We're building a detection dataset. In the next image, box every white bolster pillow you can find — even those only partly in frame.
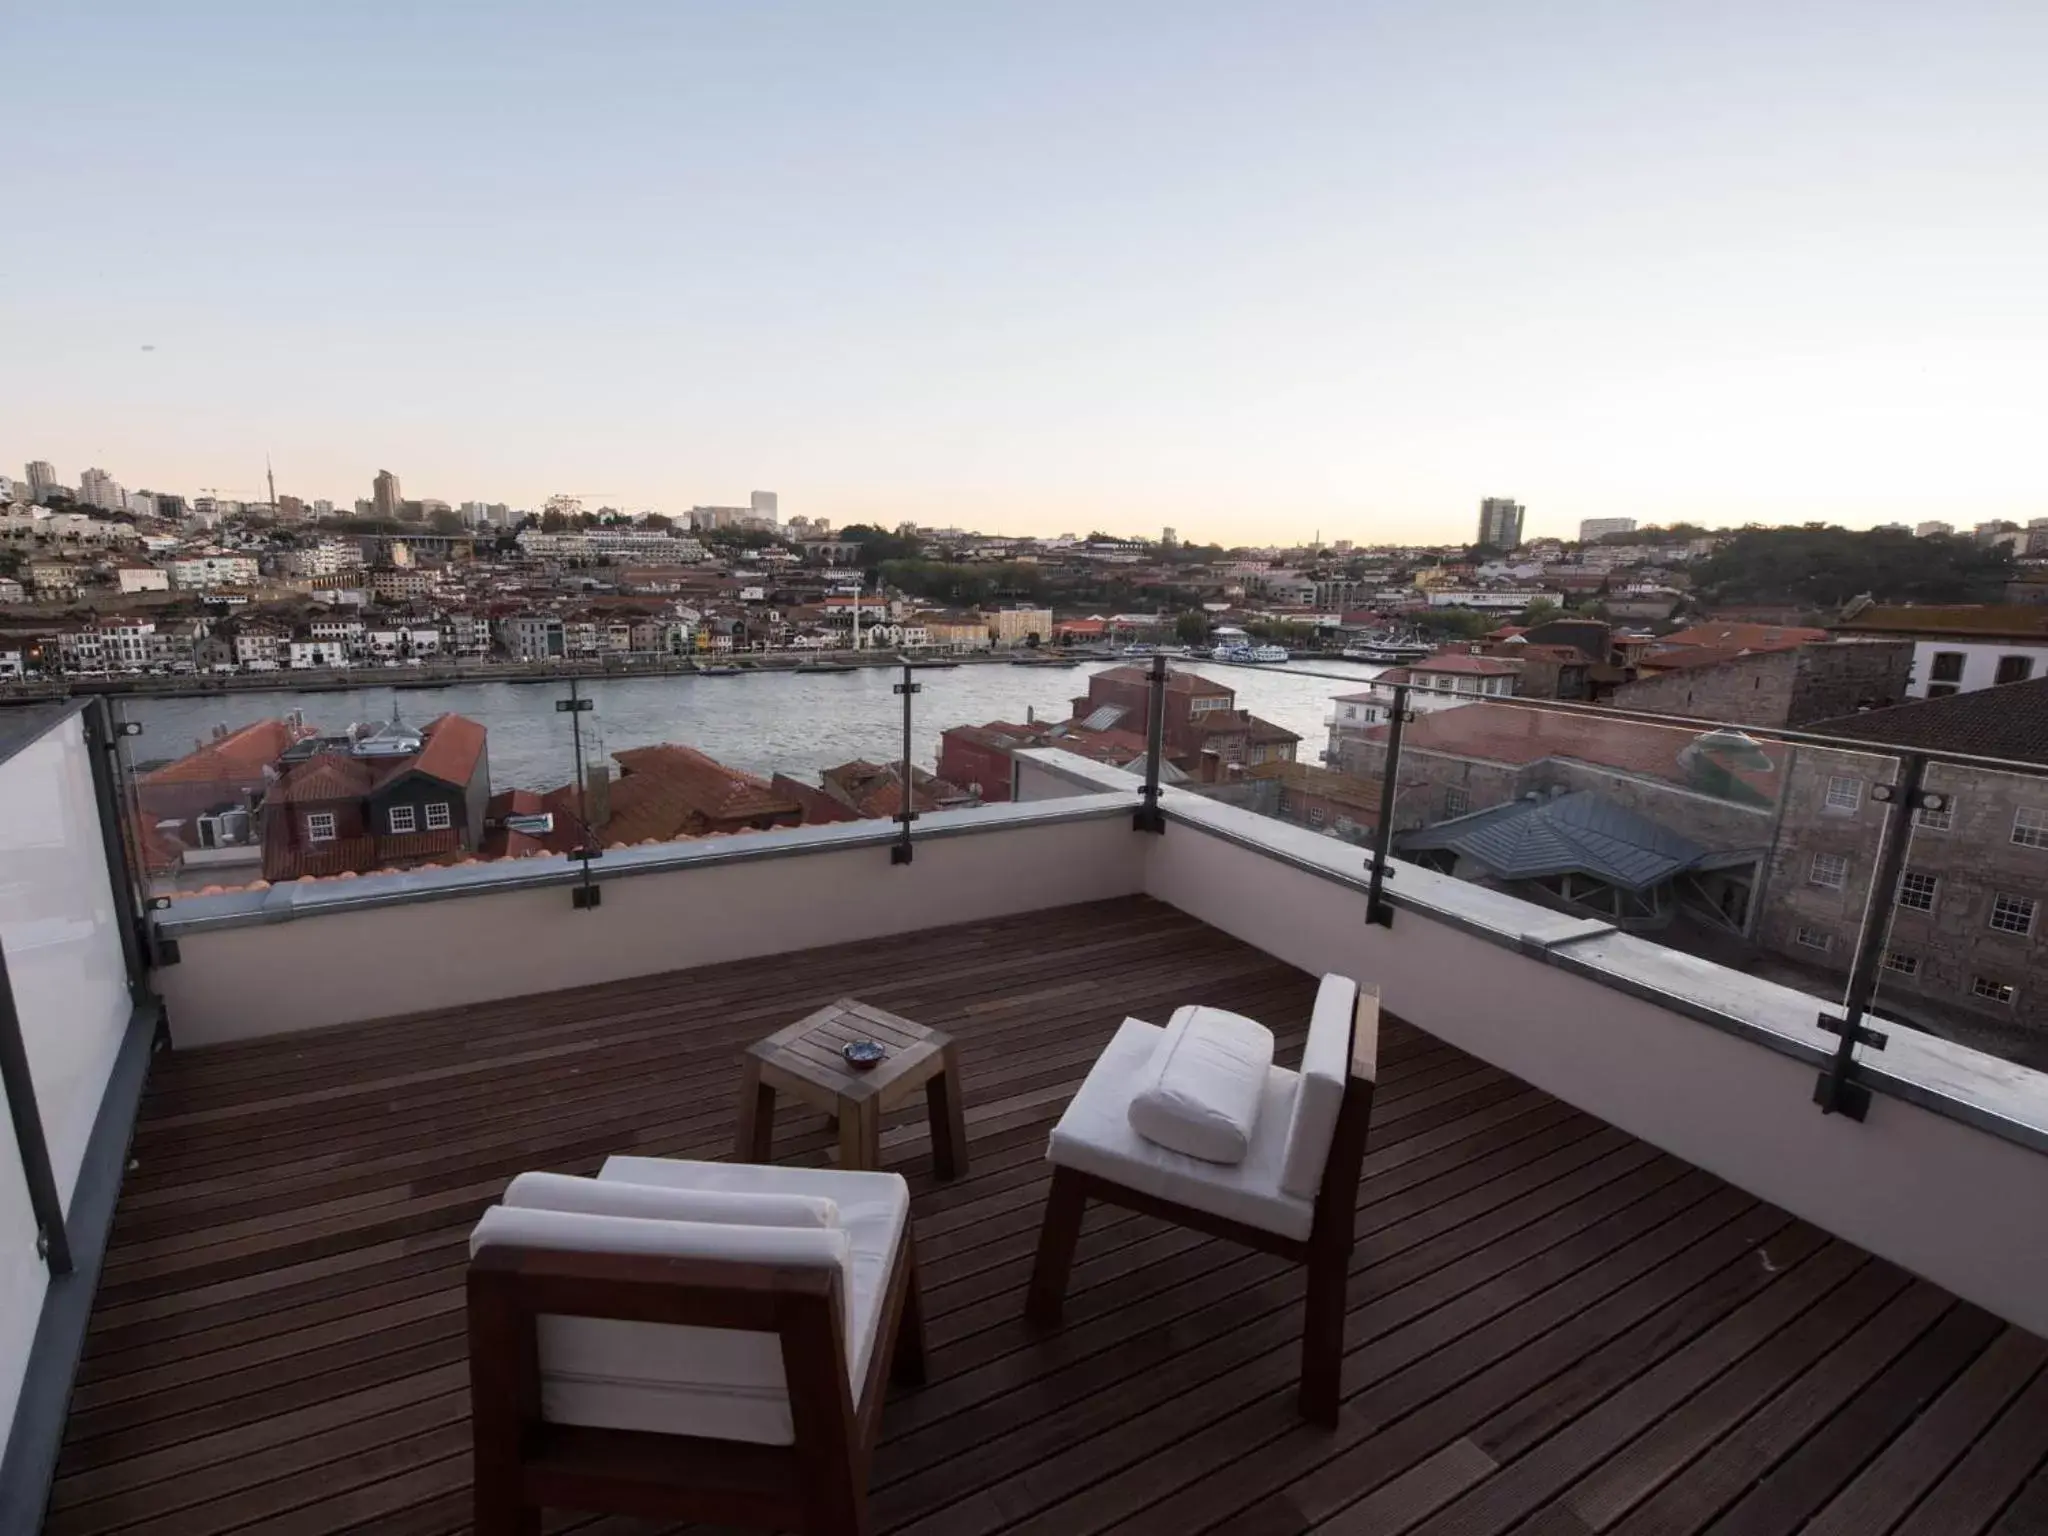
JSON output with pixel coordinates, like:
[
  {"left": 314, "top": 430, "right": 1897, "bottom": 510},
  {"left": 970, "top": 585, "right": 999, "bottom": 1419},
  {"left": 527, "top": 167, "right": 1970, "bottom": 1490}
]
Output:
[
  {"left": 1126, "top": 1005, "right": 1276, "bottom": 1165},
  {"left": 504, "top": 1170, "right": 841, "bottom": 1229}
]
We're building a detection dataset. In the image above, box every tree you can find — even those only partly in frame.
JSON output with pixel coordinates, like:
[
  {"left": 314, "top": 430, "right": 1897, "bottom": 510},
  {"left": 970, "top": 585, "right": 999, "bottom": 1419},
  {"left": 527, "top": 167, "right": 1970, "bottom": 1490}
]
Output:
[
  {"left": 1694, "top": 526, "right": 2011, "bottom": 608},
  {"left": 427, "top": 509, "right": 464, "bottom": 535},
  {"left": 641, "top": 512, "right": 673, "bottom": 531},
  {"left": 840, "top": 524, "right": 922, "bottom": 566},
  {"left": 1175, "top": 610, "right": 1212, "bottom": 644},
  {"left": 539, "top": 508, "right": 570, "bottom": 533},
  {"left": 1519, "top": 598, "right": 1561, "bottom": 626}
]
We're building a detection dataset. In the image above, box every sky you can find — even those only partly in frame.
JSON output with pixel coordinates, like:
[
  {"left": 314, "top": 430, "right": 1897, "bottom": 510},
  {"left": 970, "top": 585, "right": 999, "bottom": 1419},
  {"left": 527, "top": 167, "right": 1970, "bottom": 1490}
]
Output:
[{"left": 4, "top": 1, "right": 2043, "bottom": 546}]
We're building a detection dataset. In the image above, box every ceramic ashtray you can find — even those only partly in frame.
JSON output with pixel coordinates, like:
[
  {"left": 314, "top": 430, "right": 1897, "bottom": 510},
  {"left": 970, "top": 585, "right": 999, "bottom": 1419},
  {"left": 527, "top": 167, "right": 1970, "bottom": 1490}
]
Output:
[{"left": 842, "top": 1040, "right": 887, "bottom": 1071}]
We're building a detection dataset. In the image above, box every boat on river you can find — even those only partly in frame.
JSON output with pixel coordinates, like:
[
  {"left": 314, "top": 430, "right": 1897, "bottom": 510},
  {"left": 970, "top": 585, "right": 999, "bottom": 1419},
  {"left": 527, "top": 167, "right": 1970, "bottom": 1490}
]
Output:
[
  {"left": 1343, "top": 635, "right": 1433, "bottom": 663},
  {"left": 696, "top": 664, "right": 742, "bottom": 676},
  {"left": 1210, "top": 643, "right": 1291, "bottom": 665},
  {"left": 793, "top": 660, "right": 860, "bottom": 674}
]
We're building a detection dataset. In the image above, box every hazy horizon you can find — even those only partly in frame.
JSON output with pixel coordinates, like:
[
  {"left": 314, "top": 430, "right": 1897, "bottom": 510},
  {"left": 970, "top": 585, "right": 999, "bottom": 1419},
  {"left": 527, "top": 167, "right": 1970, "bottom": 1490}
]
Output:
[{"left": 5, "top": 2, "right": 2043, "bottom": 544}]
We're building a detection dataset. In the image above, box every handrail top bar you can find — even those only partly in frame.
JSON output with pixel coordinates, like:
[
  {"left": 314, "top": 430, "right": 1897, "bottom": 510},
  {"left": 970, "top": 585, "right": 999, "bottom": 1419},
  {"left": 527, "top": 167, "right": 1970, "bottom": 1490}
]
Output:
[{"left": 1282, "top": 666, "right": 2048, "bottom": 779}]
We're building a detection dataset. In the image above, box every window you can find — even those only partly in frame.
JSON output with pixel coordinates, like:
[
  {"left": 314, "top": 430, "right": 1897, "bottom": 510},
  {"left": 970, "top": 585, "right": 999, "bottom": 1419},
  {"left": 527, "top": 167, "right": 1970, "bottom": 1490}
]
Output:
[
  {"left": 1897, "top": 870, "right": 1939, "bottom": 911},
  {"left": 305, "top": 811, "right": 336, "bottom": 843},
  {"left": 1808, "top": 852, "right": 1849, "bottom": 889},
  {"left": 1994, "top": 655, "right": 2035, "bottom": 686},
  {"left": 1882, "top": 951, "right": 1919, "bottom": 977},
  {"left": 1189, "top": 695, "right": 1226, "bottom": 715},
  {"left": 388, "top": 805, "right": 417, "bottom": 834},
  {"left": 1929, "top": 651, "right": 1965, "bottom": 683},
  {"left": 1795, "top": 926, "right": 1832, "bottom": 952},
  {"left": 1445, "top": 787, "right": 1470, "bottom": 817},
  {"left": 1972, "top": 976, "right": 2018, "bottom": 1006},
  {"left": 2014, "top": 807, "right": 2048, "bottom": 849},
  {"left": 1823, "top": 775, "right": 1862, "bottom": 813},
  {"left": 1307, "top": 806, "right": 1327, "bottom": 829},
  {"left": 1926, "top": 684, "right": 1959, "bottom": 699},
  {"left": 1990, "top": 893, "right": 2037, "bottom": 936},
  {"left": 425, "top": 801, "right": 452, "bottom": 831},
  {"left": 1914, "top": 797, "right": 1954, "bottom": 832}
]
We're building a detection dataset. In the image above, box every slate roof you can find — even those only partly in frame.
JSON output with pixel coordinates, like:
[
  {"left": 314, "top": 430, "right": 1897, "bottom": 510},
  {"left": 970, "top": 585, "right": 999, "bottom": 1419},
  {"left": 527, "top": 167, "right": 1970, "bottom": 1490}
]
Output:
[
  {"left": 1806, "top": 676, "right": 2048, "bottom": 765},
  {"left": 1397, "top": 790, "right": 1711, "bottom": 891}
]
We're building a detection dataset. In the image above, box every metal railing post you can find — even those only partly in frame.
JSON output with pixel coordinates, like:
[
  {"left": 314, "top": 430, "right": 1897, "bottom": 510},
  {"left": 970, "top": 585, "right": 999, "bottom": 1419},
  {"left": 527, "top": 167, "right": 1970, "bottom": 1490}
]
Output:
[
  {"left": 557, "top": 678, "right": 602, "bottom": 909},
  {"left": 0, "top": 943, "right": 72, "bottom": 1276},
  {"left": 1134, "top": 653, "right": 1168, "bottom": 833},
  {"left": 1366, "top": 683, "right": 1411, "bottom": 927},
  {"left": 82, "top": 700, "right": 149, "bottom": 1000},
  {"left": 892, "top": 661, "right": 919, "bottom": 865},
  {"left": 1814, "top": 750, "right": 1932, "bottom": 1121}
]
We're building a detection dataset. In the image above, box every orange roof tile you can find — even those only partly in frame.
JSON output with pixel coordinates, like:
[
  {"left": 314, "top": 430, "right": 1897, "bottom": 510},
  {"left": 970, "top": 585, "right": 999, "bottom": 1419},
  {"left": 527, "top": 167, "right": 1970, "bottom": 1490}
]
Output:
[
  {"left": 140, "top": 718, "right": 307, "bottom": 786},
  {"left": 412, "top": 713, "right": 487, "bottom": 786}
]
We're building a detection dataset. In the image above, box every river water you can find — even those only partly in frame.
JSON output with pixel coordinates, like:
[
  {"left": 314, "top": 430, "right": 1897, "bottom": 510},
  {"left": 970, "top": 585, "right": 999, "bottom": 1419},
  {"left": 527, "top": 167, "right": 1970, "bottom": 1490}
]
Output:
[{"left": 115, "top": 659, "right": 1391, "bottom": 791}]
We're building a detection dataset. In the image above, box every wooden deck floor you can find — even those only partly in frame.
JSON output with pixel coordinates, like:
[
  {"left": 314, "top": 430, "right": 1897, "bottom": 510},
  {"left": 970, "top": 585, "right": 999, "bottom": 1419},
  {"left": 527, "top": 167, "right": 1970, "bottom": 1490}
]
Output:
[{"left": 46, "top": 897, "right": 2048, "bottom": 1536}]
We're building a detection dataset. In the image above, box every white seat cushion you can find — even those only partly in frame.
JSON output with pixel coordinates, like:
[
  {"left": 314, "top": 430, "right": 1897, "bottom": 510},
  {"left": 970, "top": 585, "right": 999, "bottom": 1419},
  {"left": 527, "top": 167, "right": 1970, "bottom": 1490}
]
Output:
[
  {"left": 470, "top": 1157, "right": 910, "bottom": 1446},
  {"left": 1127, "top": 1005, "right": 1275, "bottom": 1165},
  {"left": 1048, "top": 1018, "right": 1314, "bottom": 1242},
  {"left": 1280, "top": 975, "right": 1359, "bottom": 1199},
  {"left": 504, "top": 1170, "right": 841, "bottom": 1229}
]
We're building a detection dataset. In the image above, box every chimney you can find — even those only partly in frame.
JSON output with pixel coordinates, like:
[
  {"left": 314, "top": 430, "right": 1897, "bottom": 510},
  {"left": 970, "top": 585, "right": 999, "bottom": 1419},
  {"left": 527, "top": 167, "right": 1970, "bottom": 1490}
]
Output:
[{"left": 583, "top": 764, "right": 611, "bottom": 830}]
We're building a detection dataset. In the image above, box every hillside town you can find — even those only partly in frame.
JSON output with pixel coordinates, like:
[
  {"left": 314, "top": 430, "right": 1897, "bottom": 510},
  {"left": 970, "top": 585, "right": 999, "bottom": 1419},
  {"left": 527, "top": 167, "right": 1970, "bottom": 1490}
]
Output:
[{"left": 7, "top": 463, "right": 2047, "bottom": 687}]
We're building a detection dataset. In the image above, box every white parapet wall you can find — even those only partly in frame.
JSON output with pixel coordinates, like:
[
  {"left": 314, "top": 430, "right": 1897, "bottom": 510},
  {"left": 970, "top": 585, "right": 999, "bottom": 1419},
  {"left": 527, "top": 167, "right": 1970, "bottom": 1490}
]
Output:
[
  {"left": 154, "top": 796, "right": 1145, "bottom": 1045},
  {"left": 1137, "top": 776, "right": 2048, "bottom": 1341}
]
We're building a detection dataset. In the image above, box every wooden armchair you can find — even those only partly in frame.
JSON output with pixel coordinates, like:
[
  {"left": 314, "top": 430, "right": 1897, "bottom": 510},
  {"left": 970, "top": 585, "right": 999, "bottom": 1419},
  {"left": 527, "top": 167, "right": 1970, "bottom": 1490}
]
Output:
[
  {"left": 1026, "top": 975, "right": 1379, "bottom": 1424},
  {"left": 467, "top": 1157, "right": 924, "bottom": 1536}
]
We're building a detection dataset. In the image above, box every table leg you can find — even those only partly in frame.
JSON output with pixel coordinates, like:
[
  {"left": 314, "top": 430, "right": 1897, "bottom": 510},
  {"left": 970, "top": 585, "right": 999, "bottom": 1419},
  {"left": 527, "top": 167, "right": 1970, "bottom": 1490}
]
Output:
[
  {"left": 927, "top": 1045, "right": 969, "bottom": 1180},
  {"left": 734, "top": 1060, "right": 776, "bottom": 1164},
  {"left": 837, "top": 1095, "right": 880, "bottom": 1172}
]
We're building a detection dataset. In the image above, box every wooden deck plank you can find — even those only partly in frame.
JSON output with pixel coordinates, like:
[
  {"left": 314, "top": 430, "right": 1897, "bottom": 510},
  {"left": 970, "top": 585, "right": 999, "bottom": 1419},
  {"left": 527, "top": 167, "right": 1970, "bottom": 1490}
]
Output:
[{"left": 40, "top": 896, "right": 2041, "bottom": 1536}]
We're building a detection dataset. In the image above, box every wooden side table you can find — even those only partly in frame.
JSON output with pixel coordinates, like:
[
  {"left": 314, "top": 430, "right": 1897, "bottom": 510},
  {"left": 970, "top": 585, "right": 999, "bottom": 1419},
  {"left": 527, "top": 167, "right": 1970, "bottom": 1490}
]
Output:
[{"left": 733, "top": 998, "right": 969, "bottom": 1178}]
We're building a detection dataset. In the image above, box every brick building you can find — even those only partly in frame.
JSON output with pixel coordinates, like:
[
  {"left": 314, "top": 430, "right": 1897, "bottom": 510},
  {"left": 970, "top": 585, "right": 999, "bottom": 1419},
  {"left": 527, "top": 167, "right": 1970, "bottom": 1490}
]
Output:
[{"left": 1070, "top": 666, "right": 1298, "bottom": 773}]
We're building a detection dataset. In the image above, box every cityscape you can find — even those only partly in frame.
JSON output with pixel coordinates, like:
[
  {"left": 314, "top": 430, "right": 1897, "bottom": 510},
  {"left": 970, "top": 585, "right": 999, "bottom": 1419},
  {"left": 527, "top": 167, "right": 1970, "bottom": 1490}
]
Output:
[
  {"left": 6, "top": 454, "right": 2045, "bottom": 1074},
  {"left": 7, "top": 5, "right": 2048, "bottom": 1533}
]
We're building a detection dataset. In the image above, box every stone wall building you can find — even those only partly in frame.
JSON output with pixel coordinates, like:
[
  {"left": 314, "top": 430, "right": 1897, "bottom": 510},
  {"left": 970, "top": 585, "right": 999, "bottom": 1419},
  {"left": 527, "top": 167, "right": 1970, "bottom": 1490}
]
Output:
[
  {"left": 1610, "top": 640, "right": 1913, "bottom": 728},
  {"left": 1769, "top": 682, "right": 2048, "bottom": 1052}
]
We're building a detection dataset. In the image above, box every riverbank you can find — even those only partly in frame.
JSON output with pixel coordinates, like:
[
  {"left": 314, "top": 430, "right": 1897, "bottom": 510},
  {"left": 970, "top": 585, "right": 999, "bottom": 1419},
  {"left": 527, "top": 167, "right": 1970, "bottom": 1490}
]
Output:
[
  {"left": 0, "top": 648, "right": 1094, "bottom": 702},
  {"left": 0, "top": 646, "right": 1363, "bottom": 703}
]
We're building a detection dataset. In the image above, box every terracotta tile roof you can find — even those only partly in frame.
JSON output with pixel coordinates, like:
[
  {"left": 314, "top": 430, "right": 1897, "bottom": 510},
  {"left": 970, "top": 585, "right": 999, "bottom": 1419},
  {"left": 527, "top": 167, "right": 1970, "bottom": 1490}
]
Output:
[
  {"left": 820, "top": 760, "right": 976, "bottom": 819},
  {"left": 1357, "top": 702, "right": 1787, "bottom": 796},
  {"left": 1091, "top": 665, "right": 1233, "bottom": 697},
  {"left": 1412, "top": 652, "right": 1523, "bottom": 677},
  {"left": 413, "top": 714, "right": 487, "bottom": 786},
  {"left": 139, "top": 718, "right": 307, "bottom": 786},
  {"left": 267, "top": 753, "right": 381, "bottom": 804},
  {"left": 601, "top": 745, "right": 802, "bottom": 843},
  {"left": 769, "top": 774, "right": 861, "bottom": 824},
  {"left": 1654, "top": 623, "right": 1827, "bottom": 652},
  {"left": 1833, "top": 604, "right": 2048, "bottom": 642},
  {"left": 1806, "top": 676, "right": 2048, "bottom": 764}
]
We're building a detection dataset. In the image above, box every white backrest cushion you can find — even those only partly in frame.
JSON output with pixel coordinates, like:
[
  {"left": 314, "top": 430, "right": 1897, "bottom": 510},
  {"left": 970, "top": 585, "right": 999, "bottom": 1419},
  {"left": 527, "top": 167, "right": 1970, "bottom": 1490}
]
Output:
[
  {"left": 470, "top": 1203, "right": 849, "bottom": 1275},
  {"left": 504, "top": 1170, "right": 840, "bottom": 1229},
  {"left": 1126, "top": 1005, "right": 1276, "bottom": 1165},
  {"left": 1280, "top": 974, "right": 1358, "bottom": 1198}
]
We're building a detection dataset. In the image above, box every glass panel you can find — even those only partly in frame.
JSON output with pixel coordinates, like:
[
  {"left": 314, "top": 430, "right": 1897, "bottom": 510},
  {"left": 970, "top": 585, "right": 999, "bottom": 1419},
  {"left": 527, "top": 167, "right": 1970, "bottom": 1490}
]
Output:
[
  {"left": 1308, "top": 681, "right": 1910, "bottom": 1004},
  {"left": 1868, "top": 759, "right": 2048, "bottom": 1071},
  {"left": 0, "top": 709, "right": 132, "bottom": 1204}
]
